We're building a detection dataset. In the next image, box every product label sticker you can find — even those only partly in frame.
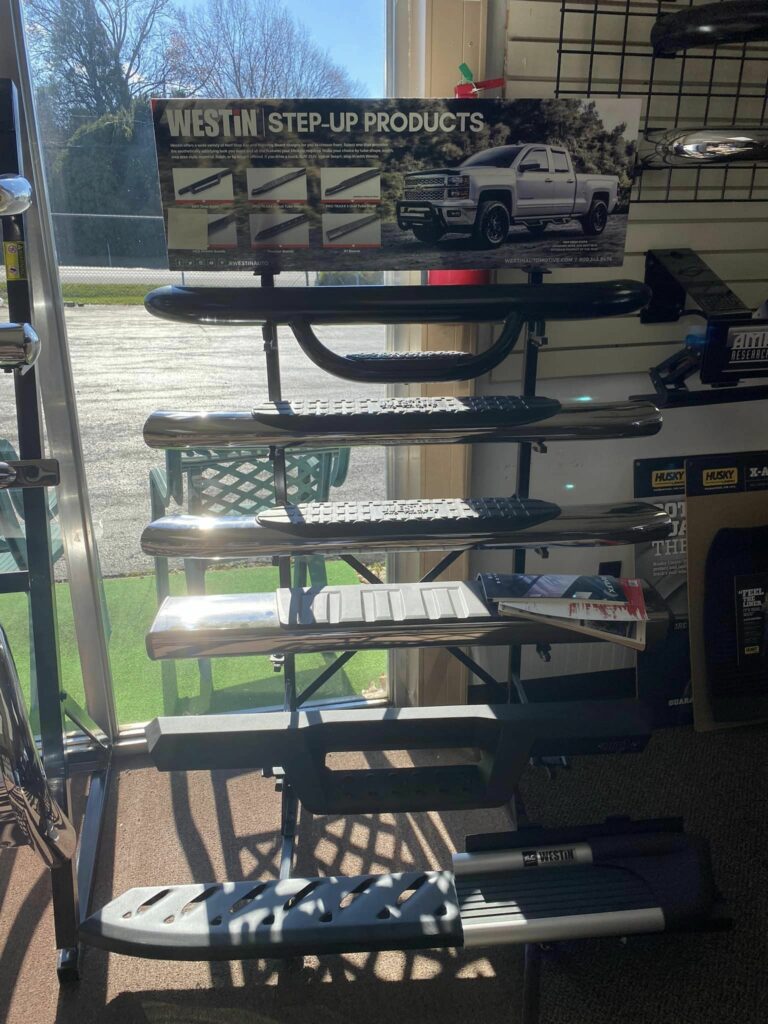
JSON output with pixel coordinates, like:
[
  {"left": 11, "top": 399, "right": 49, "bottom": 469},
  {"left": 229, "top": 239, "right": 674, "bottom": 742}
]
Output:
[
  {"left": 3, "top": 240, "right": 26, "bottom": 281},
  {"left": 151, "top": 96, "right": 641, "bottom": 272},
  {"left": 734, "top": 573, "right": 768, "bottom": 665}
]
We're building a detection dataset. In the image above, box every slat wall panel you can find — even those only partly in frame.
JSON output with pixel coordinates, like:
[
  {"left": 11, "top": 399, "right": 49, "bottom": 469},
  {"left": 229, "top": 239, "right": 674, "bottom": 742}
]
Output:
[{"left": 497, "top": 0, "right": 768, "bottom": 380}]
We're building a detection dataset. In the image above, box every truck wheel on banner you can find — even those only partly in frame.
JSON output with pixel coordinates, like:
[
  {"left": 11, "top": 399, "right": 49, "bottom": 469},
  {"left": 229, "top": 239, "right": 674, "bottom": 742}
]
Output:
[
  {"left": 413, "top": 224, "right": 445, "bottom": 244},
  {"left": 580, "top": 198, "right": 609, "bottom": 236},
  {"left": 472, "top": 200, "right": 510, "bottom": 249}
]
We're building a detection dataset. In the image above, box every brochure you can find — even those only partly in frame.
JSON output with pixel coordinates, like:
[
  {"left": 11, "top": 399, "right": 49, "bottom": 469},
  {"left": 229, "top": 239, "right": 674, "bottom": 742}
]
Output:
[{"left": 477, "top": 573, "right": 647, "bottom": 651}]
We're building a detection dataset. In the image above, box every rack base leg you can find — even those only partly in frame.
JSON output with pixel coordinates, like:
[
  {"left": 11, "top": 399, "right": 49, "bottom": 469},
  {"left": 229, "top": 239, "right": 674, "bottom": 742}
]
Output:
[
  {"left": 279, "top": 781, "right": 299, "bottom": 881},
  {"left": 521, "top": 943, "right": 542, "bottom": 1024},
  {"left": 56, "top": 945, "right": 79, "bottom": 984}
]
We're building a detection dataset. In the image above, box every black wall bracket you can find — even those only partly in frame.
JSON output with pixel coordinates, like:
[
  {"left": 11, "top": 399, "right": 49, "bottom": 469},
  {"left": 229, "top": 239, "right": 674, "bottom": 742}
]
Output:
[{"left": 635, "top": 249, "right": 768, "bottom": 408}]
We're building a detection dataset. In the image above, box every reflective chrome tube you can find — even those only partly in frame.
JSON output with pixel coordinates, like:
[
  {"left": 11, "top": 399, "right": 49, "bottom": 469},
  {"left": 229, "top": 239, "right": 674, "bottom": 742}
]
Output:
[
  {"left": 644, "top": 128, "right": 768, "bottom": 168},
  {"left": 0, "top": 627, "right": 77, "bottom": 867},
  {"left": 145, "top": 580, "right": 671, "bottom": 661},
  {"left": 0, "top": 173, "right": 33, "bottom": 215},
  {"left": 143, "top": 399, "right": 661, "bottom": 450},
  {"left": 141, "top": 499, "right": 672, "bottom": 559},
  {"left": 0, "top": 322, "right": 40, "bottom": 368}
]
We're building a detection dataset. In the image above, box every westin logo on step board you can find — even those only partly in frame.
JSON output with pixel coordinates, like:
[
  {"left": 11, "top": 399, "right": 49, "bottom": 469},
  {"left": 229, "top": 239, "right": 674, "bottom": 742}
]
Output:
[{"left": 522, "top": 848, "right": 576, "bottom": 867}]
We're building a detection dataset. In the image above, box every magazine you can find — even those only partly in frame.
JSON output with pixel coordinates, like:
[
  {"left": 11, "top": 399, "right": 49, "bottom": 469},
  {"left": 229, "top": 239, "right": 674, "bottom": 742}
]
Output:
[{"left": 478, "top": 573, "right": 648, "bottom": 651}]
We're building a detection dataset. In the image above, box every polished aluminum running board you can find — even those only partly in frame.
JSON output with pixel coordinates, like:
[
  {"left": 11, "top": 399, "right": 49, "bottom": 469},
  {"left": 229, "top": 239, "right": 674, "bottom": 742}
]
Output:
[
  {"left": 143, "top": 399, "right": 661, "bottom": 450},
  {"left": 141, "top": 498, "right": 671, "bottom": 559},
  {"left": 145, "top": 579, "right": 670, "bottom": 661}
]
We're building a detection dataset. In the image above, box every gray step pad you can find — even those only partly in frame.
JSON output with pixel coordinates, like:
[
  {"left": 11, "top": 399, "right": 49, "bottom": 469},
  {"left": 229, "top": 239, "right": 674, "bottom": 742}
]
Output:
[
  {"left": 146, "top": 579, "right": 670, "bottom": 661},
  {"left": 141, "top": 498, "right": 671, "bottom": 559},
  {"left": 78, "top": 872, "right": 461, "bottom": 960},
  {"left": 143, "top": 398, "right": 661, "bottom": 449}
]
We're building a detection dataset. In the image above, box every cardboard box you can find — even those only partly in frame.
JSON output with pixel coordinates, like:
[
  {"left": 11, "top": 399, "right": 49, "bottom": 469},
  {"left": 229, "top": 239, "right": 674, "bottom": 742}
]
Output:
[{"left": 685, "top": 451, "right": 768, "bottom": 731}]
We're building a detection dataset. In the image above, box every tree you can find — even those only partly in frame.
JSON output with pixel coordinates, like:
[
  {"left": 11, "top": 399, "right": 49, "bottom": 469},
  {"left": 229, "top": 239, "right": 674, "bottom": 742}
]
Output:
[
  {"left": 170, "top": 0, "right": 364, "bottom": 98},
  {"left": 25, "top": 0, "right": 177, "bottom": 120}
]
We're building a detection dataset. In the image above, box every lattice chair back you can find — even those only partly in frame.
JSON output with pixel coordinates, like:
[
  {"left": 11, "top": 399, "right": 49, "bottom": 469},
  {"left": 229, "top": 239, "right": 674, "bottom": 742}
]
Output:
[{"left": 180, "top": 447, "right": 349, "bottom": 516}]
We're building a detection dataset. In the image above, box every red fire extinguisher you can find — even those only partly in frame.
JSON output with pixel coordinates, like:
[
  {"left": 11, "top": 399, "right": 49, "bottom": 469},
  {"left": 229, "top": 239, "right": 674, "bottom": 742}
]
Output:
[{"left": 428, "top": 64, "right": 504, "bottom": 287}]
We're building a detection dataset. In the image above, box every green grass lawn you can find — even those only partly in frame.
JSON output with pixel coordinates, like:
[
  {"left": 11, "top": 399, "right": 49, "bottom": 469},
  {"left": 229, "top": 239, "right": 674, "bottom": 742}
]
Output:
[
  {"left": 1, "top": 282, "right": 159, "bottom": 306},
  {"left": 0, "top": 560, "right": 386, "bottom": 726}
]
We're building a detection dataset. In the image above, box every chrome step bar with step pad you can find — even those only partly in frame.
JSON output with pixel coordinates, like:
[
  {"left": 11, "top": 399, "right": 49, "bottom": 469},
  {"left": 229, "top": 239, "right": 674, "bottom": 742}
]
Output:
[
  {"left": 145, "top": 578, "right": 670, "bottom": 661},
  {"left": 143, "top": 399, "right": 662, "bottom": 450},
  {"left": 79, "top": 817, "right": 719, "bottom": 961},
  {"left": 141, "top": 498, "right": 672, "bottom": 559}
]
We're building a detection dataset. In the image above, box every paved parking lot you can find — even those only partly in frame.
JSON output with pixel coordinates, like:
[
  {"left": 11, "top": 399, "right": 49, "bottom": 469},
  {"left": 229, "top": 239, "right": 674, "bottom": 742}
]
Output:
[{"left": 0, "top": 304, "right": 387, "bottom": 577}]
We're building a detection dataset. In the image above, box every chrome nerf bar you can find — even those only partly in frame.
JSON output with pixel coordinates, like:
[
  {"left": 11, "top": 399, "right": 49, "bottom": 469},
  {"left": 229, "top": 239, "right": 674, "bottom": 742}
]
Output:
[
  {"left": 141, "top": 498, "right": 672, "bottom": 560},
  {"left": 143, "top": 399, "right": 662, "bottom": 450},
  {"left": 643, "top": 128, "right": 768, "bottom": 168}
]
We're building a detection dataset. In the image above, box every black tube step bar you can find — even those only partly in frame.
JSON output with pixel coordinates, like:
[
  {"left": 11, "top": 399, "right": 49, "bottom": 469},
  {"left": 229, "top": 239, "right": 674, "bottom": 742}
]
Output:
[
  {"left": 144, "top": 578, "right": 671, "bottom": 661},
  {"left": 144, "top": 280, "right": 650, "bottom": 383},
  {"left": 146, "top": 280, "right": 649, "bottom": 327},
  {"left": 143, "top": 398, "right": 662, "bottom": 450},
  {"left": 651, "top": 0, "right": 768, "bottom": 56},
  {"left": 141, "top": 498, "right": 672, "bottom": 559},
  {"left": 78, "top": 816, "right": 719, "bottom": 961},
  {"left": 146, "top": 701, "right": 651, "bottom": 814}
]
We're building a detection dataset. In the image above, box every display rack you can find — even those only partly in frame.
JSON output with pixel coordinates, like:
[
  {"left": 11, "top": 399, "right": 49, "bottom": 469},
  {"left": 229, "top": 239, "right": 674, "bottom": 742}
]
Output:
[
  {"left": 140, "top": 273, "right": 669, "bottom": 875},
  {"left": 554, "top": 0, "right": 768, "bottom": 203}
]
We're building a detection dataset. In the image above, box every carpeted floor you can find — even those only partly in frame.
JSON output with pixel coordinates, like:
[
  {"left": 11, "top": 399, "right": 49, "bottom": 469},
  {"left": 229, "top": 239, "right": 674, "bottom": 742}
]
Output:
[{"left": 1, "top": 725, "right": 766, "bottom": 1024}]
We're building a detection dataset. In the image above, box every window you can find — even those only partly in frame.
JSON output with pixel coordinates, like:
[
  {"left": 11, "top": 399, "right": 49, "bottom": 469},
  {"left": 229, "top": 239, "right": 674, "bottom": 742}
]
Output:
[
  {"left": 461, "top": 145, "right": 524, "bottom": 168},
  {"left": 19, "top": 0, "right": 389, "bottom": 729},
  {"left": 552, "top": 150, "right": 570, "bottom": 172},
  {"left": 524, "top": 149, "right": 550, "bottom": 171}
]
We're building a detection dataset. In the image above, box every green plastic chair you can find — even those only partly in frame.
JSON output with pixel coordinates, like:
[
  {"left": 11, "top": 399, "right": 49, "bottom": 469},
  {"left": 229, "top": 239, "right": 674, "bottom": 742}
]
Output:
[{"left": 149, "top": 445, "right": 351, "bottom": 712}]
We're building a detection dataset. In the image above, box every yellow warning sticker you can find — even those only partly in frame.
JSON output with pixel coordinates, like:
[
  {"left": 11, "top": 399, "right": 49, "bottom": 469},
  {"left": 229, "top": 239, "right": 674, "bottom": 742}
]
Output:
[{"left": 3, "top": 241, "right": 27, "bottom": 281}]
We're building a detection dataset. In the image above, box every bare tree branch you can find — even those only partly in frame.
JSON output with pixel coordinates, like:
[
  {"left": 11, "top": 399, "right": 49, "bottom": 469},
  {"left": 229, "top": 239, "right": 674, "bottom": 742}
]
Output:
[{"left": 170, "top": 0, "right": 364, "bottom": 99}]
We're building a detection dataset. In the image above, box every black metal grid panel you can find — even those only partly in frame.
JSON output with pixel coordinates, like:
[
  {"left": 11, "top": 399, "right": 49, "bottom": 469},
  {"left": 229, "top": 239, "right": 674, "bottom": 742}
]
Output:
[{"left": 554, "top": 0, "right": 768, "bottom": 202}]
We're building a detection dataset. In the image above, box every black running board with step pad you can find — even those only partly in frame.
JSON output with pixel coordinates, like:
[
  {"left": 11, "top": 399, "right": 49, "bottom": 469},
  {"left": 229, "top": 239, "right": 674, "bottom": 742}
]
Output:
[
  {"left": 141, "top": 498, "right": 671, "bottom": 559},
  {"left": 143, "top": 399, "right": 661, "bottom": 450},
  {"left": 146, "top": 702, "right": 651, "bottom": 814},
  {"left": 79, "top": 818, "right": 718, "bottom": 960},
  {"left": 145, "top": 578, "right": 670, "bottom": 661}
]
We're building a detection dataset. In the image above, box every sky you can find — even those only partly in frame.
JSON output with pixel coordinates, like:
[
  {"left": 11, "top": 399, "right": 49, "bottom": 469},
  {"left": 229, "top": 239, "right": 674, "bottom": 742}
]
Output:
[
  {"left": 184, "top": 0, "right": 386, "bottom": 96},
  {"left": 287, "top": 0, "right": 386, "bottom": 95}
]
